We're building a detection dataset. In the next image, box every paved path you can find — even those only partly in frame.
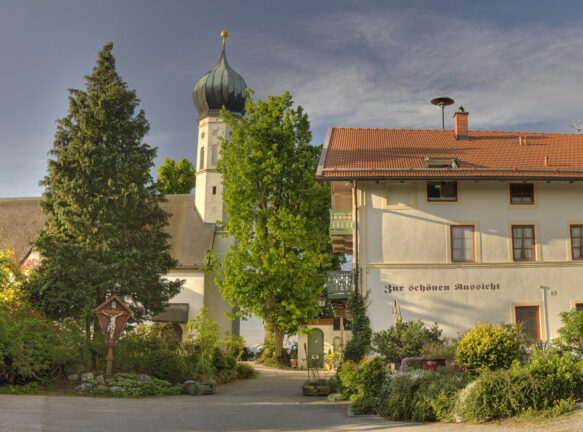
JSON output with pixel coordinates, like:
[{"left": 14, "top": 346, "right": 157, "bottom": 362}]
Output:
[{"left": 0, "top": 364, "right": 582, "bottom": 432}]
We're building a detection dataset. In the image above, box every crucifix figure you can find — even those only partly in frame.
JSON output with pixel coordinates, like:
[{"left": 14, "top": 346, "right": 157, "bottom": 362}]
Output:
[{"left": 102, "top": 310, "right": 125, "bottom": 339}]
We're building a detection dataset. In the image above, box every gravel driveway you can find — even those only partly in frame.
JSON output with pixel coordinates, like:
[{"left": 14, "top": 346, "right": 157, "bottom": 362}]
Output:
[{"left": 0, "top": 364, "right": 581, "bottom": 432}]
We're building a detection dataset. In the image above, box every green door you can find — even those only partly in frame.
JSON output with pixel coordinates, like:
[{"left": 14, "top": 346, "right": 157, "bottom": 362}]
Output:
[{"left": 308, "top": 328, "right": 324, "bottom": 368}]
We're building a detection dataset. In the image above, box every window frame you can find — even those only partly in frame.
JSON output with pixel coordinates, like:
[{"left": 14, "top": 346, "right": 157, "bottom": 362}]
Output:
[
  {"left": 450, "top": 225, "right": 475, "bottom": 262},
  {"left": 570, "top": 225, "right": 583, "bottom": 261},
  {"left": 509, "top": 183, "right": 534, "bottom": 205},
  {"left": 511, "top": 225, "right": 536, "bottom": 262},
  {"left": 515, "top": 305, "right": 541, "bottom": 341},
  {"left": 426, "top": 181, "right": 458, "bottom": 202}
]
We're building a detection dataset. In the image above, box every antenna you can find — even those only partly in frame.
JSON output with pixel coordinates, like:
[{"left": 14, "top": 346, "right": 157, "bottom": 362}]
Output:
[
  {"left": 431, "top": 96, "right": 455, "bottom": 130},
  {"left": 569, "top": 124, "right": 581, "bottom": 134}
]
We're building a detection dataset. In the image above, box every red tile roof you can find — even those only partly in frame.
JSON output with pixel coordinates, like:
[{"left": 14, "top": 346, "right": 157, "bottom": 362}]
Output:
[{"left": 316, "top": 128, "right": 583, "bottom": 180}]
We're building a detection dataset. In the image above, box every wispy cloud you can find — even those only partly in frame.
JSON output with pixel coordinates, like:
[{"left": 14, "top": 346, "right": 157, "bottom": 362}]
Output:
[{"left": 240, "top": 6, "right": 583, "bottom": 134}]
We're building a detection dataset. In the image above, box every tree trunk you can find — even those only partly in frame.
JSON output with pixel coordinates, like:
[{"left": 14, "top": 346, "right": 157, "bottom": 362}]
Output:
[{"left": 263, "top": 320, "right": 285, "bottom": 362}]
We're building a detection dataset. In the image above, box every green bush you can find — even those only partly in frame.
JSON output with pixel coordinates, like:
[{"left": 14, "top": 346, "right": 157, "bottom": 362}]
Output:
[
  {"left": 114, "top": 328, "right": 165, "bottom": 373},
  {"left": 337, "top": 357, "right": 388, "bottom": 415},
  {"left": 454, "top": 367, "right": 541, "bottom": 421},
  {"left": 377, "top": 369, "right": 470, "bottom": 421},
  {"left": 456, "top": 322, "right": 521, "bottom": 370},
  {"left": 236, "top": 362, "right": 257, "bottom": 379},
  {"left": 524, "top": 349, "right": 583, "bottom": 406},
  {"left": 373, "top": 320, "right": 443, "bottom": 364},
  {"left": 454, "top": 352, "right": 583, "bottom": 422},
  {"left": 336, "top": 360, "right": 360, "bottom": 396},
  {"left": 145, "top": 350, "right": 186, "bottom": 382},
  {"left": 350, "top": 357, "right": 388, "bottom": 414}
]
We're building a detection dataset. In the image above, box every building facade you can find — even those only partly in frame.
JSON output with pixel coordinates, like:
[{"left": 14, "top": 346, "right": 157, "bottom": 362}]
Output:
[{"left": 317, "top": 109, "right": 583, "bottom": 342}]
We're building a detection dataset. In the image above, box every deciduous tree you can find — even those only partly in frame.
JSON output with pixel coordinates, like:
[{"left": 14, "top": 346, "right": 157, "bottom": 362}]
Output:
[
  {"left": 156, "top": 157, "right": 195, "bottom": 194},
  {"left": 215, "top": 91, "right": 334, "bottom": 360},
  {"left": 26, "top": 43, "right": 181, "bottom": 323}
]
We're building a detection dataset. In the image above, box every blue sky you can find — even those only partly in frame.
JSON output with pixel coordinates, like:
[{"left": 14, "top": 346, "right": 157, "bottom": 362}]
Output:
[
  {"left": 1, "top": 0, "right": 583, "bottom": 198},
  {"left": 2, "top": 0, "right": 583, "bottom": 343}
]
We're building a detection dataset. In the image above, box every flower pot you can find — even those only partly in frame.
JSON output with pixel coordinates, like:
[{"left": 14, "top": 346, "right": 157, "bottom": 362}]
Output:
[
  {"left": 289, "top": 358, "right": 298, "bottom": 368},
  {"left": 422, "top": 358, "right": 446, "bottom": 371},
  {"left": 302, "top": 385, "right": 330, "bottom": 396}
]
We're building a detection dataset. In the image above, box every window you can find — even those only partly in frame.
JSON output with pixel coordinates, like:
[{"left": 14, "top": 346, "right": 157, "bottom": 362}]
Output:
[
  {"left": 512, "top": 225, "right": 535, "bottom": 261},
  {"left": 427, "top": 181, "right": 457, "bottom": 201},
  {"left": 199, "top": 147, "right": 205, "bottom": 170},
  {"left": 571, "top": 225, "right": 583, "bottom": 260},
  {"left": 515, "top": 306, "right": 540, "bottom": 341},
  {"left": 212, "top": 186, "right": 217, "bottom": 195},
  {"left": 510, "top": 183, "right": 534, "bottom": 204},
  {"left": 451, "top": 226, "right": 475, "bottom": 262},
  {"left": 576, "top": 303, "right": 583, "bottom": 311},
  {"left": 424, "top": 158, "right": 458, "bottom": 169}
]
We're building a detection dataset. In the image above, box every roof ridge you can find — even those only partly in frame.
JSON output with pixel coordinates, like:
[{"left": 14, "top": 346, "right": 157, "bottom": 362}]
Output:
[{"left": 331, "top": 127, "right": 582, "bottom": 137}]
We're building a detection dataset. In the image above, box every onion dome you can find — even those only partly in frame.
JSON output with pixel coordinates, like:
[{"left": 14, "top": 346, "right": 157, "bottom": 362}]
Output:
[{"left": 193, "top": 31, "right": 248, "bottom": 117}]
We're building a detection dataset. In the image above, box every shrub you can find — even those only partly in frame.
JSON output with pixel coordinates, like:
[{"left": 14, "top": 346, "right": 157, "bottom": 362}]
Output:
[
  {"left": 336, "top": 361, "right": 360, "bottom": 396},
  {"left": 456, "top": 322, "right": 521, "bottom": 370},
  {"left": 145, "top": 350, "right": 186, "bottom": 382},
  {"left": 236, "top": 363, "right": 257, "bottom": 379},
  {"left": 211, "top": 346, "right": 228, "bottom": 372},
  {"left": 373, "top": 320, "right": 443, "bottom": 364},
  {"left": 377, "top": 369, "right": 470, "bottom": 421},
  {"left": 524, "top": 349, "right": 583, "bottom": 406},
  {"left": 350, "top": 357, "right": 387, "bottom": 414},
  {"left": 115, "top": 327, "right": 165, "bottom": 373},
  {"left": 337, "top": 357, "right": 388, "bottom": 415},
  {"left": 454, "top": 367, "right": 541, "bottom": 421}
]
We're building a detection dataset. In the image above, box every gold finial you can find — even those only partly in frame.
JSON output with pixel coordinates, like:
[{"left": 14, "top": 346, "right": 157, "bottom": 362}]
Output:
[{"left": 221, "top": 30, "right": 228, "bottom": 48}]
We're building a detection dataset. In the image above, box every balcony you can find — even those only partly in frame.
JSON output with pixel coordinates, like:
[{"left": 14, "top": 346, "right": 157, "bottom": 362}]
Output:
[
  {"left": 326, "top": 270, "right": 353, "bottom": 300},
  {"left": 330, "top": 209, "right": 353, "bottom": 254},
  {"left": 329, "top": 209, "right": 352, "bottom": 235}
]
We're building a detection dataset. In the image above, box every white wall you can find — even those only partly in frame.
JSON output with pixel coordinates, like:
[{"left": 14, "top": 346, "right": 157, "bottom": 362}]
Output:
[{"left": 358, "top": 180, "right": 583, "bottom": 340}]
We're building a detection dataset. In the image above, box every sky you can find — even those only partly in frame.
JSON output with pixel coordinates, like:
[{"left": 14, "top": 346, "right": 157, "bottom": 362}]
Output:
[{"left": 1, "top": 0, "right": 583, "bottom": 343}]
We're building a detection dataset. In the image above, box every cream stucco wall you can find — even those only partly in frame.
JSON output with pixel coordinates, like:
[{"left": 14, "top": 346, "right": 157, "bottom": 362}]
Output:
[
  {"left": 165, "top": 269, "right": 205, "bottom": 322},
  {"left": 357, "top": 180, "right": 583, "bottom": 341}
]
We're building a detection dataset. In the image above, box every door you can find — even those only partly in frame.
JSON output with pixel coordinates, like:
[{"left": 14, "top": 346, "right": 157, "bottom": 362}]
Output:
[{"left": 308, "top": 328, "right": 324, "bottom": 368}]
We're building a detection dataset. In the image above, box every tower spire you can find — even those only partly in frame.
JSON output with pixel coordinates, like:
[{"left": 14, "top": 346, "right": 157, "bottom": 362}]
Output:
[{"left": 221, "top": 30, "right": 228, "bottom": 50}]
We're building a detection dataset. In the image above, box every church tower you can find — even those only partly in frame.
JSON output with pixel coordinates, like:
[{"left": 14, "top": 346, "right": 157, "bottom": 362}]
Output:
[{"left": 192, "top": 31, "right": 248, "bottom": 224}]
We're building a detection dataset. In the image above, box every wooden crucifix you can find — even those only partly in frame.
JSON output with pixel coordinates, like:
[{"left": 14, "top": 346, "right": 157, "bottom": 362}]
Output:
[{"left": 95, "top": 295, "right": 132, "bottom": 375}]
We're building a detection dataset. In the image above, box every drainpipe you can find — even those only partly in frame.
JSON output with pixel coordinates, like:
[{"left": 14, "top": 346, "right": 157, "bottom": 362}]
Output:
[
  {"left": 353, "top": 179, "right": 359, "bottom": 340},
  {"left": 539, "top": 285, "right": 550, "bottom": 344}
]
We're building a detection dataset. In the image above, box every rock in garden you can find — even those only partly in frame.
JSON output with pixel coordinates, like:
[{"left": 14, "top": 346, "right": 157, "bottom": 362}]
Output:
[
  {"left": 183, "top": 380, "right": 201, "bottom": 396},
  {"left": 74, "top": 383, "right": 93, "bottom": 393},
  {"left": 108, "top": 386, "right": 126, "bottom": 393},
  {"left": 80, "top": 372, "right": 94, "bottom": 382},
  {"left": 105, "top": 378, "right": 114, "bottom": 384},
  {"left": 67, "top": 374, "right": 79, "bottom": 382},
  {"left": 94, "top": 385, "right": 108, "bottom": 391},
  {"left": 116, "top": 377, "right": 128, "bottom": 383},
  {"left": 94, "top": 375, "right": 105, "bottom": 383},
  {"left": 139, "top": 374, "right": 152, "bottom": 382}
]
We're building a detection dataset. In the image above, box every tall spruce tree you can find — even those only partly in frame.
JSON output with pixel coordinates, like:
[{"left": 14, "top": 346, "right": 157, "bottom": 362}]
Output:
[
  {"left": 27, "top": 43, "right": 181, "bottom": 322},
  {"left": 216, "top": 91, "right": 334, "bottom": 360}
]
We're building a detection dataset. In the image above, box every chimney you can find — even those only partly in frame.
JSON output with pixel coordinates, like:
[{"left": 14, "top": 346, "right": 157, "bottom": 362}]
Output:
[{"left": 454, "top": 106, "right": 469, "bottom": 140}]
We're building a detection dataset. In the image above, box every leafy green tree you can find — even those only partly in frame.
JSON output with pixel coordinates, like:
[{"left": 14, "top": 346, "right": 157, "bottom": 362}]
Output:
[
  {"left": 156, "top": 157, "right": 195, "bottom": 194},
  {"left": 215, "top": 91, "right": 334, "bottom": 360},
  {"left": 187, "top": 306, "right": 220, "bottom": 381},
  {"left": 26, "top": 43, "right": 181, "bottom": 324},
  {"left": 555, "top": 309, "right": 583, "bottom": 358}
]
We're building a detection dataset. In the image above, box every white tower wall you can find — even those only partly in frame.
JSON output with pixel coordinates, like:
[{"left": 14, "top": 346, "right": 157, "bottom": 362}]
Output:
[{"left": 195, "top": 115, "right": 230, "bottom": 224}]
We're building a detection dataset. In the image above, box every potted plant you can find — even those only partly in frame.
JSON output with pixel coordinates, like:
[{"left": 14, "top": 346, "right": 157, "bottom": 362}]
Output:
[
  {"left": 421, "top": 341, "right": 456, "bottom": 371},
  {"left": 325, "top": 350, "right": 339, "bottom": 371},
  {"left": 289, "top": 344, "right": 298, "bottom": 368}
]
